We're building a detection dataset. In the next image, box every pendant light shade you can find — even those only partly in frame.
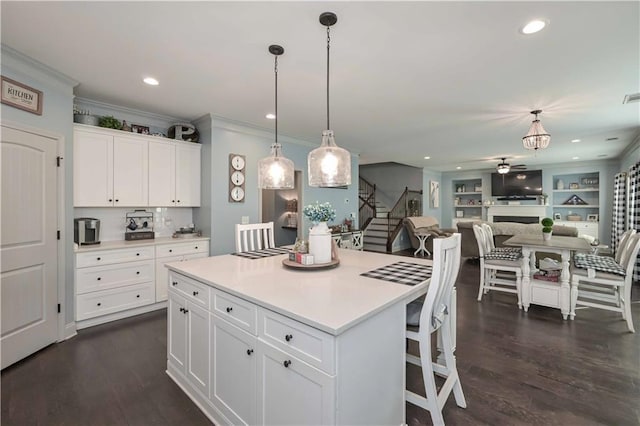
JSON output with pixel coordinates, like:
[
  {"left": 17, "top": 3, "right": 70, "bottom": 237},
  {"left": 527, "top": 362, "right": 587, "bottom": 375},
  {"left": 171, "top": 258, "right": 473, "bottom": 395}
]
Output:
[
  {"left": 522, "top": 109, "right": 551, "bottom": 151},
  {"left": 259, "top": 44, "right": 294, "bottom": 189},
  {"left": 308, "top": 12, "right": 351, "bottom": 187}
]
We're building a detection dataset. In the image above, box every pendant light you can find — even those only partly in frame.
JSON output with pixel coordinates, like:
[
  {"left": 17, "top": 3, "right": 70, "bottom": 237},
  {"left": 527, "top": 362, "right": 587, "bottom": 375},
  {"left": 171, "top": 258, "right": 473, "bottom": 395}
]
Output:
[
  {"left": 522, "top": 109, "right": 551, "bottom": 151},
  {"left": 258, "top": 44, "right": 295, "bottom": 189},
  {"left": 308, "top": 12, "right": 351, "bottom": 187}
]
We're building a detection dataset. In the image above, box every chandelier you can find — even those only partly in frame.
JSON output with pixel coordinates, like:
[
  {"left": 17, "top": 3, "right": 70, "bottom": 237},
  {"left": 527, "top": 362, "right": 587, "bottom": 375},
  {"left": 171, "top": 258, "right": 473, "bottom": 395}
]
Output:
[{"left": 522, "top": 109, "right": 551, "bottom": 151}]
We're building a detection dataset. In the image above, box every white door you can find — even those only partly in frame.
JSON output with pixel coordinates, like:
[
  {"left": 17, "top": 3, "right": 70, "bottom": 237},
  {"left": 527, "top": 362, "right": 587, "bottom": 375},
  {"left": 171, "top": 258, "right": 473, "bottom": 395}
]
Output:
[
  {"left": 112, "top": 136, "right": 148, "bottom": 207},
  {"left": 148, "top": 140, "right": 175, "bottom": 207},
  {"left": 1, "top": 125, "right": 58, "bottom": 369},
  {"left": 175, "top": 143, "right": 200, "bottom": 206}
]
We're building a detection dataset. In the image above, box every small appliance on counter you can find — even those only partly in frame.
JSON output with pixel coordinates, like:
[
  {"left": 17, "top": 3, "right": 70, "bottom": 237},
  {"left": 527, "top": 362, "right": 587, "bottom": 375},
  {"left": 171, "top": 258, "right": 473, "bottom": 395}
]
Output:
[
  {"left": 125, "top": 210, "right": 154, "bottom": 241},
  {"left": 172, "top": 225, "right": 202, "bottom": 239},
  {"left": 74, "top": 218, "right": 101, "bottom": 245}
]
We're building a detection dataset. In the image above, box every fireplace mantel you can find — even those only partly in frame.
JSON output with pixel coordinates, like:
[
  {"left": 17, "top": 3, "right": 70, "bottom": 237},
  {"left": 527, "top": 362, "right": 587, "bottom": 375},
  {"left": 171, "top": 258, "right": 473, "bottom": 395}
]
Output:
[{"left": 487, "top": 205, "right": 547, "bottom": 223}]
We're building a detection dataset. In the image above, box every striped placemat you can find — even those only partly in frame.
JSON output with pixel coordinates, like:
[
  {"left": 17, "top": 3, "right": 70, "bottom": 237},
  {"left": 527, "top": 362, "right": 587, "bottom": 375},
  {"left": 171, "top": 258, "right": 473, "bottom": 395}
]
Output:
[{"left": 231, "top": 247, "right": 290, "bottom": 260}]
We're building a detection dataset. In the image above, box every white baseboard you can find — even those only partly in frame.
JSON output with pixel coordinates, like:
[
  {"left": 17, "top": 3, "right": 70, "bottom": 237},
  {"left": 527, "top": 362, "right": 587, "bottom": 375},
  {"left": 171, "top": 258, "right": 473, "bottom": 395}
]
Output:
[{"left": 63, "top": 322, "right": 77, "bottom": 340}]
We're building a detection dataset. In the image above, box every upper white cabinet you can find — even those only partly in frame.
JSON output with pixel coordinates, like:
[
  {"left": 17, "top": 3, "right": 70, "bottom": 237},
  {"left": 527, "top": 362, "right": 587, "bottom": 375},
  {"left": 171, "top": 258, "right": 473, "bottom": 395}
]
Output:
[
  {"left": 74, "top": 125, "right": 201, "bottom": 207},
  {"left": 74, "top": 127, "right": 148, "bottom": 207},
  {"left": 149, "top": 140, "right": 201, "bottom": 207}
]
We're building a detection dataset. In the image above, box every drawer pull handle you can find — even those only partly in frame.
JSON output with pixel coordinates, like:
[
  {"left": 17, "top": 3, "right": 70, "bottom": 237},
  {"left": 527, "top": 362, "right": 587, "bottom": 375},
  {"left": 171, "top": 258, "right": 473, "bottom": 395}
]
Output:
[
  {"left": 285, "top": 334, "right": 293, "bottom": 342},
  {"left": 226, "top": 307, "right": 233, "bottom": 313},
  {"left": 283, "top": 360, "right": 291, "bottom": 368},
  {"left": 97, "top": 277, "right": 101, "bottom": 281},
  {"left": 193, "top": 291, "right": 199, "bottom": 296},
  {"left": 172, "top": 281, "right": 178, "bottom": 286},
  {"left": 247, "top": 349, "right": 254, "bottom": 356},
  {"left": 97, "top": 302, "right": 102, "bottom": 307}
]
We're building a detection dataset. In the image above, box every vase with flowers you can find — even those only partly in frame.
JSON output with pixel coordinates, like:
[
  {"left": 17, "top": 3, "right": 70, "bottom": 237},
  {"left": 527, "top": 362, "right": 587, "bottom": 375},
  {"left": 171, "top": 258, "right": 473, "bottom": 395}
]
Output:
[{"left": 303, "top": 201, "right": 336, "bottom": 264}]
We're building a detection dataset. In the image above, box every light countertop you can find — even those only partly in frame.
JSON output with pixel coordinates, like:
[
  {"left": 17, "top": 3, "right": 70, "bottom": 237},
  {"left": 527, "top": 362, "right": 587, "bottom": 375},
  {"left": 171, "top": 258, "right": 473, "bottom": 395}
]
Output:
[
  {"left": 166, "top": 249, "right": 432, "bottom": 335},
  {"left": 75, "top": 236, "right": 210, "bottom": 252}
]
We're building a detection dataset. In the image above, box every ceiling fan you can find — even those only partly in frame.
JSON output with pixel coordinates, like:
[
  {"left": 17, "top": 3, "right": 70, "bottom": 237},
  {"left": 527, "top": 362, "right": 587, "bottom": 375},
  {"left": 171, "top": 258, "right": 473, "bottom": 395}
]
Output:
[{"left": 496, "top": 157, "right": 526, "bottom": 174}]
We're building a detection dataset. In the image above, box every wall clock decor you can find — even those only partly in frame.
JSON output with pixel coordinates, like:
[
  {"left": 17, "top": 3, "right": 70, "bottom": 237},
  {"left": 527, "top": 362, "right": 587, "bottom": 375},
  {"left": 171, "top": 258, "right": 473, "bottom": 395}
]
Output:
[{"left": 229, "top": 153, "right": 246, "bottom": 203}]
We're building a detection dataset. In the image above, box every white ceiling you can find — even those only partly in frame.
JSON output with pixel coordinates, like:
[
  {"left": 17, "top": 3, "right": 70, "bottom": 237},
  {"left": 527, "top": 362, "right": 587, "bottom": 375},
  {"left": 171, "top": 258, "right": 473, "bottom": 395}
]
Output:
[{"left": 2, "top": 1, "right": 639, "bottom": 172}]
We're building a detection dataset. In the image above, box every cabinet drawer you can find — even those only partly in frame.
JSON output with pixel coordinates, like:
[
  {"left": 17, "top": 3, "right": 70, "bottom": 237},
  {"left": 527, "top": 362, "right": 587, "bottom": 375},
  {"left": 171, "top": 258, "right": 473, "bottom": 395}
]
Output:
[
  {"left": 213, "top": 289, "right": 257, "bottom": 335},
  {"left": 76, "top": 260, "right": 154, "bottom": 294},
  {"left": 258, "top": 309, "right": 335, "bottom": 375},
  {"left": 168, "top": 272, "right": 210, "bottom": 309},
  {"left": 76, "top": 246, "right": 155, "bottom": 268},
  {"left": 76, "top": 281, "right": 155, "bottom": 321},
  {"left": 156, "top": 241, "right": 209, "bottom": 258}
]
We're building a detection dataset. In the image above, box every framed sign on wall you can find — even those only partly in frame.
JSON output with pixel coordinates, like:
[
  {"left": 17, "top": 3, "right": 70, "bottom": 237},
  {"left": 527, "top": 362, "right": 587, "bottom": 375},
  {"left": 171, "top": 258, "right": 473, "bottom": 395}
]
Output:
[{"left": 1, "top": 76, "right": 43, "bottom": 115}]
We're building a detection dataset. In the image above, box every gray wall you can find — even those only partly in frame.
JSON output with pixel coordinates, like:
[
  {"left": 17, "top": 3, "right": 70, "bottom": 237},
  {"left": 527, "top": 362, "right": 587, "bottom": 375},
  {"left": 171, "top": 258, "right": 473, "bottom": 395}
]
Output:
[
  {"left": 359, "top": 162, "right": 423, "bottom": 209},
  {"left": 422, "top": 168, "right": 443, "bottom": 224}
]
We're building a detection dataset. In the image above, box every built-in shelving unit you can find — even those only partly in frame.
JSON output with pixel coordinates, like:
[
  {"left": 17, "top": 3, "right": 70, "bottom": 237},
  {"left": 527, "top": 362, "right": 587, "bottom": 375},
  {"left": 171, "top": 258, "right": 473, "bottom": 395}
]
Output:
[
  {"left": 551, "top": 171, "right": 600, "bottom": 239},
  {"left": 452, "top": 178, "right": 483, "bottom": 226}
]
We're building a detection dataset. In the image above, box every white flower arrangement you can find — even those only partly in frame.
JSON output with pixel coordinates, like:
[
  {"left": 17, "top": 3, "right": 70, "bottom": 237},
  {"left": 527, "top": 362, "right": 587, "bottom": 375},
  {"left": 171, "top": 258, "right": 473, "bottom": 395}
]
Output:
[{"left": 303, "top": 201, "right": 336, "bottom": 224}]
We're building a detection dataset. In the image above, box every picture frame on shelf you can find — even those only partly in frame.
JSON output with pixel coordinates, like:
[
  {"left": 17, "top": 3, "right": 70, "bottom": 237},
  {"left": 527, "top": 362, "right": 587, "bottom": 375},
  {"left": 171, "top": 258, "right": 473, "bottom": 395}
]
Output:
[
  {"left": 581, "top": 177, "right": 599, "bottom": 186},
  {"left": 553, "top": 212, "right": 562, "bottom": 220},
  {"left": 474, "top": 183, "right": 482, "bottom": 192},
  {"left": 131, "top": 124, "right": 150, "bottom": 134},
  {"left": 587, "top": 214, "right": 599, "bottom": 222},
  {"left": 569, "top": 182, "right": 579, "bottom": 189}
]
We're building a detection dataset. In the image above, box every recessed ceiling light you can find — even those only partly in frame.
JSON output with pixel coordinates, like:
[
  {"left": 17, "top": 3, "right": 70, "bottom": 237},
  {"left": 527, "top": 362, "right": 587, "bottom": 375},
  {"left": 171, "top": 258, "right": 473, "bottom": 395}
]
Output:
[
  {"left": 606, "top": 137, "right": 619, "bottom": 141},
  {"left": 265, "top": 113, "right": 276, "bottom": 120},
  {"left": 143, "top": 77, "right": 159, "bottom": 86},
  {"left": 424, "top": 156, "right": 431, "bottom": 160},
  {"left": 456, "top": 166, "right": 462, "bottom": 170},
  {"left": 572, "top": 156, "right": 580, "bottom": 160},
  {"left": 597, "top": 154, "right": 607, "bottom": 158},
  {"left": 571, "top": 139, "right": 581, "bottom": 143},
  {"left": 521, "top": 19, "right": 547, "bottom": 35}
]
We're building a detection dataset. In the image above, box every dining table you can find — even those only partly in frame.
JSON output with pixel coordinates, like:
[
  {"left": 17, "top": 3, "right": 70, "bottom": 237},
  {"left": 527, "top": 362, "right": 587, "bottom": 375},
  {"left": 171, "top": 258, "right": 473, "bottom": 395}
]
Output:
[{"left": 504, "top": 234, "right": 592, "bottom": 319}]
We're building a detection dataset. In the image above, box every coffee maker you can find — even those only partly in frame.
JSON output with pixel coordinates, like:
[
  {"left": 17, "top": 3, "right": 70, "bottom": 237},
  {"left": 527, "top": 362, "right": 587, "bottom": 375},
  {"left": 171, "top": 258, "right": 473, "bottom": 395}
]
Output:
[{"left": 74, "top": 218, "right": 101, "bottom": 245}]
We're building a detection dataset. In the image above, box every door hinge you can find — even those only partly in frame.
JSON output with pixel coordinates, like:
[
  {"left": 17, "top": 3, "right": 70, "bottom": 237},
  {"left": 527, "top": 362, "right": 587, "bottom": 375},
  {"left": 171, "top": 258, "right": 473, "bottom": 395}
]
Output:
[
  {"left": 57, "top": 156, "right": 63, "bottom": 167},
  {"left": 57, "top": 303, "right": 61, "bottom": 313},
  {"left": 57, "top": 230, "right": 61, "bottom": 240}
]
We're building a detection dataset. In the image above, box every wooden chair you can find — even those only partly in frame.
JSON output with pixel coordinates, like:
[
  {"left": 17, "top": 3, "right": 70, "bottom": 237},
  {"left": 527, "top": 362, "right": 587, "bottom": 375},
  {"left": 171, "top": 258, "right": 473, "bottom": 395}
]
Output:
[
  {"left": 235, "top": 222, "right": 275, "bottom": 252},
  {"left": 473, "top": 224, "right": 523, "bottom": 308},
  {"left": 570, "top": 232, "right": 640, "bottom": 332},
  {"left": 405, "top": 233, "right": 466, "bottom": 425}
]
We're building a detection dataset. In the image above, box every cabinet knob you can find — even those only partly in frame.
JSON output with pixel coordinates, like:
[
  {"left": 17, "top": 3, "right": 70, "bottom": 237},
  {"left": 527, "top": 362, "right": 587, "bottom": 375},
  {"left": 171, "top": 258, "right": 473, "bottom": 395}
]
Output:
[
  {"left": 247, "top": 349, "right": 254, "bottom": 356},
  {"left": 226, "top": 307, "right": 233, "bottom": 313},
  {"left": 115, "top": 199, "right": 119, "bottom": 202},
  {"left": 136, "top": 253, "right": 140, "bottom": 256},
  {"left": 171, "top": 200, "right": 175, "bottom": 203},
  {"left": 285, "top": 334, "right": 293, "bottom": 342},
  {"left": 195, "top": 246, "right": 198, "bottom": 249},
  {"left": 179, "top": 307, "right": 184, "bottom": 312},
  {"left": 136, "top": 271, "right": 140, "bottom": 275},
  {"left": 97, "top": 302, "right": 102, "bottom": 307},
  {"left": 97, "top": 257, "right": 101, "bottom": 261},
  {"left": 283, "top": 360, "right": 291, "bottom": 368},
  {"left": 183, "top": 309, "right": 189, "bottom": 314},
  {"left": 177, "top": 200, "right": 181, "bottom": 203},
  {"left": 97, "top": 277, "right": 101, "bottom": 281},
  {"left": 172, "top": 281, "right": 178, "bottom": 286},
  {"left": 136, "top": 294, "right": 140, "bottom": 298},
  {"left": 169, "top": 249, "right": 173, "bottom": 253},
  {"left": 192, "top": 291, "right": 198, "bottom": 296},
  {"left": 108, "top": 199, "right": 113, "bottom": 202}
]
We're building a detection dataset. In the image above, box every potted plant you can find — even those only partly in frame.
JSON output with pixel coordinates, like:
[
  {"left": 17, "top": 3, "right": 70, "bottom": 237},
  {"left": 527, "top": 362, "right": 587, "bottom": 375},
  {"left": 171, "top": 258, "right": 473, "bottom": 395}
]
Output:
[
  {"left": 98, "top": 115, "right": 122, "bottom": 130},
  {"left": 541, "top": 217, "right": 554, "bottom": 241}
]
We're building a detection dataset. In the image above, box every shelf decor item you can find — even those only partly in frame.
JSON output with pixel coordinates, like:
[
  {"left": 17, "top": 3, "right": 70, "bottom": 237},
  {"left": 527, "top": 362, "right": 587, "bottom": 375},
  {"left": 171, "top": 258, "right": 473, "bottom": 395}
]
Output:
[
  {"left": 569, "top": 182, "right": 579, "bottom": 189},
  {"left": 304, "top": 201, "right": 336, "bottom": 264},
  {"left": 581, "top": 177, "right": 599, "bottom": 187},
  {"left": 557, "top": 179, "right": 565, "bottom": 190},
  {"left": 98, "top": 115, "right": 122, "bottom": 130},
  {"left": 587, "top": 214, "right": 599, "bottom": 222},
  {"left": 563, "top": 194, "right": 587, "bottom": 205},
  {"left": 541, "top": 217, "right": 554, "bottom": 241}
]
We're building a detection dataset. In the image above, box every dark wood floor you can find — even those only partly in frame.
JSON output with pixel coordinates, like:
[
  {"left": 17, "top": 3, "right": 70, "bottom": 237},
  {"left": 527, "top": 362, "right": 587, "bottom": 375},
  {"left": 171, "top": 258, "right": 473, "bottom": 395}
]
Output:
[{"left": 3, "top": 257, "right": 639, "bottom": 425}]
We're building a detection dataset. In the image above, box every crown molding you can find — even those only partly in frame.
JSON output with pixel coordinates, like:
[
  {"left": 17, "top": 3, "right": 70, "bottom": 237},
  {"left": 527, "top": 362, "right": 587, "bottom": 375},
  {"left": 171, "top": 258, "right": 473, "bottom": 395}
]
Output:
[
  {"left": 619, "top": 131, "right": 640, "bottom": 160},
  {"left": 1, "top": 44, "right": 77, "bottom": 93},
  {"left": 74, "top": 97, "right": 190, "bottom": 126}
]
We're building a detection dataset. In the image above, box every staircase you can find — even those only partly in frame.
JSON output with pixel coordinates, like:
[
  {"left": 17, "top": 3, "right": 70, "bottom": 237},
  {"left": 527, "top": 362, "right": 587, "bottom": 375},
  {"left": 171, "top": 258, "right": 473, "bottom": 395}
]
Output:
[{"left": 363, "top": 201, "right": 399, "bottom": 252}]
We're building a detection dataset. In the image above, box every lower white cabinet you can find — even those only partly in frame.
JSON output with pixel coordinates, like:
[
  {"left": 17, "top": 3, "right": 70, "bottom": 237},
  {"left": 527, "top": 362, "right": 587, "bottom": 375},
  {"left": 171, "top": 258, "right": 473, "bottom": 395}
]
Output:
[
  {"left": 168, "top": 292, "right": 210, "bottom": 397},
  {"left": 555, "top": 220, "right": 599, "bottom": 239},
  {"left": 155, "top": 241, "right": 209, "bottom": 302}
]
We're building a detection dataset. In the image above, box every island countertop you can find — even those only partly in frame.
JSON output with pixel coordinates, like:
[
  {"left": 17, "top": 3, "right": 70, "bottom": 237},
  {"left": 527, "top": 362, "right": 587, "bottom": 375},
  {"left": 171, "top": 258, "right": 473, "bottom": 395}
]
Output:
[{"left": 166, "top": 249, "right": 432, "bottom": 335}]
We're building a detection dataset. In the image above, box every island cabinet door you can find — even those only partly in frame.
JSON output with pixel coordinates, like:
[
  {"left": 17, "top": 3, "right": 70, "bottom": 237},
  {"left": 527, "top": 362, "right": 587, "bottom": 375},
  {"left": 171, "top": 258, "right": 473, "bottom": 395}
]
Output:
[
  {"left": 186, "top": 303, "right": 210, "bottom": 397},
  {"left": 168, "top": 294, "right": 187, "bottom": 370},
  {"left": 256, "top": 342, "right": 335, "bottom": 425},
  {"left": 210, "top": 315, "right": 257, "bottom": 425}
]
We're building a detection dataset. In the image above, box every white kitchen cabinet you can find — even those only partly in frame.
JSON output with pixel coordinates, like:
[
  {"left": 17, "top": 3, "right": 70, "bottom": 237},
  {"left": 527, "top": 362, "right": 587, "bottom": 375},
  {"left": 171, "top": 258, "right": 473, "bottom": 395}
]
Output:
[
  {"left": 210, "top": 315, "right": 257, "bottom": 425},
  {"left": 256, "top": 341, "right": 335, "bottom": 426},
  {"left": 155, "top": 241, "right": 209, "bottom": 302},
  {"left": 149, "top": 140, "right": 201, "bottom": 207},
  {"left": 168, "top": 289, "right": 210, "bottom": 397},
  {"left": 74, "top": 127, "right": 148, "bottom": 207}
]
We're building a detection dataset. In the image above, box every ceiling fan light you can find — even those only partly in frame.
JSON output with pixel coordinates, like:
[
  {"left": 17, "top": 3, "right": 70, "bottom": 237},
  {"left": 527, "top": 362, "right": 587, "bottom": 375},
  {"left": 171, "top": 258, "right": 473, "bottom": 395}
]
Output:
[
  {"left": 308, "top": 130, "right": 351, "bottom": 187},
  {"left": 497, "top": 164, "right": 510, "bottom": 174}
]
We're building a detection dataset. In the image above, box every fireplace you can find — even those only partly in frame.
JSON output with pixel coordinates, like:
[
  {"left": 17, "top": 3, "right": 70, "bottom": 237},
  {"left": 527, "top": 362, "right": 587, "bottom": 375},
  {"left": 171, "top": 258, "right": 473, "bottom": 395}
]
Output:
[{"left": 494, "top": 215, "right": 539, "bottom": 224}]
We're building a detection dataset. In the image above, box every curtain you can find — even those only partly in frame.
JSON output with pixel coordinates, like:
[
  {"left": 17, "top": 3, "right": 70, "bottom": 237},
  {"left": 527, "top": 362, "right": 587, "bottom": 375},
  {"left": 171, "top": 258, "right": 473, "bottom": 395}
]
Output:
[
  {"left": 611, "top": 172, "right": 627, "bottom": 255},
  {"left": 628, "top": 162, "right": 640, "bottom": 280}
]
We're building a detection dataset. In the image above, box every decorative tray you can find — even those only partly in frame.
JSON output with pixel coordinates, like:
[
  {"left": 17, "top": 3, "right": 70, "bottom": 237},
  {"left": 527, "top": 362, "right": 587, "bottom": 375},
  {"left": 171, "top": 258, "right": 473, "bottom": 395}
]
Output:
[{"left": 282, "top": 258, "right": 340, "bottom": 270}]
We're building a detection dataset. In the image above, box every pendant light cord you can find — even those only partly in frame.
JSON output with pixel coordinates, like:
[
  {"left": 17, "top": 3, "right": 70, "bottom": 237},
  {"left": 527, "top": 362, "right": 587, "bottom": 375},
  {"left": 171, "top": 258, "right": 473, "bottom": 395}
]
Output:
[
  {"left": 326, "top": 26, "right": 331, "bottom": 130},
  {"left": 274, "top": 55, "right": 278, "bottom": 145}
]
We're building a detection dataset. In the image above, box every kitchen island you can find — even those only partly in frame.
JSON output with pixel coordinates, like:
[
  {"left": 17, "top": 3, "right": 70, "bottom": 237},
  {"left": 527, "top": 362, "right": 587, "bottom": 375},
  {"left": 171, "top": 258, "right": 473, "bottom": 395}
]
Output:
[{"left": 165, "top": 249, "right": 433, "bottom": 425}]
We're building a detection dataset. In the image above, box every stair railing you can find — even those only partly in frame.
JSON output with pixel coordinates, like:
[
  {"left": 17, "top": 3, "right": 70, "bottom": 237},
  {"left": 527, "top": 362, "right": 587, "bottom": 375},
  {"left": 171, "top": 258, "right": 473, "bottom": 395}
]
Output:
[
  {"left": 386, "top": 187, "right": 423, "bottom": 251},
  {"left": 358, "top": 176, "right": 376, "bottom": 230}
]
